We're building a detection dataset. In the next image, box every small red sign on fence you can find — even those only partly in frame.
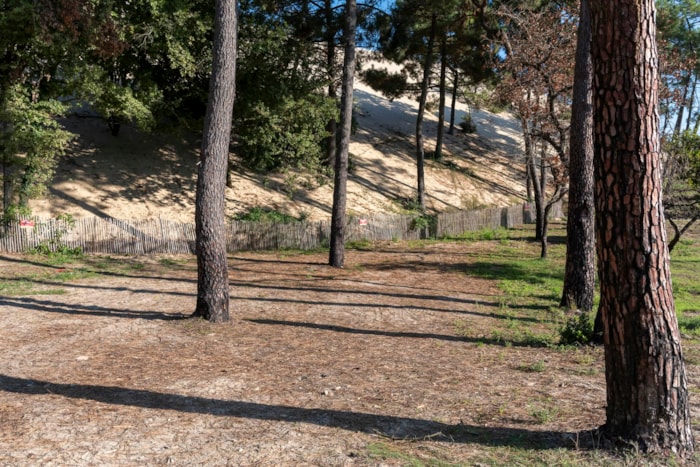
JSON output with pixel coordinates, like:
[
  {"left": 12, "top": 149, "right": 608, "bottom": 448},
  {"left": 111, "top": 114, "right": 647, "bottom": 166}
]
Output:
[{"left": 19, "top": 219, "right": 35, "bottom": 228}]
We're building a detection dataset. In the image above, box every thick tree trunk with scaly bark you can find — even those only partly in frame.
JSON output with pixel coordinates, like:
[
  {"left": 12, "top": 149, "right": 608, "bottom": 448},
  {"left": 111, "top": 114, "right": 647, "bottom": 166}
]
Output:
[{"left": 590, "top": 0, "right": 694, "bottom": 454}]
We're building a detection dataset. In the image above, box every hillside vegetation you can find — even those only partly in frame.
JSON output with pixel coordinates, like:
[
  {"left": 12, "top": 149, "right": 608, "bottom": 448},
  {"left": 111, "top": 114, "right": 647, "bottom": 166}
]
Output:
[{"left": 29, "top": 79, "right": 526, "bottom": 223}]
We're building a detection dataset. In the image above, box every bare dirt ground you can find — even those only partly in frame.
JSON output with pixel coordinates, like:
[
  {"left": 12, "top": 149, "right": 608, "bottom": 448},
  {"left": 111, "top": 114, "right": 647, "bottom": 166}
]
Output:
[
  {"left": 9, "top": 59, "right": 699, "bottom": 466},
  {"left": 1, "top": 235, "right": 699, "bottom": 465},
  {"left": 0, "top": 245, "right": 590, "bottom": 466}
]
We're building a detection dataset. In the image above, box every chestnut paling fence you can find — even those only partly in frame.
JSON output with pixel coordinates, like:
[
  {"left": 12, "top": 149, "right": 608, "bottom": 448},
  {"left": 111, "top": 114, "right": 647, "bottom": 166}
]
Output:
[{"left": 0, "top": 203, "right": 559, "bottom": 255}]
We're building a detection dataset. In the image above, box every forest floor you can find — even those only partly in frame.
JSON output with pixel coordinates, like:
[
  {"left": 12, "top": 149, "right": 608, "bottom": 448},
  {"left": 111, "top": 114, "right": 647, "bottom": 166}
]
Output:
[{"left": 1, "top": 224, "right": 699, "bottom": 466}]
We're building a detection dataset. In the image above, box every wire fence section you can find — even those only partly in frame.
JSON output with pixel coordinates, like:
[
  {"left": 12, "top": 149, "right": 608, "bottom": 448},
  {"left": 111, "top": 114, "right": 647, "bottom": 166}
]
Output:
[{"left": 0, "top": 203, "right": 559, "bottom": 255}]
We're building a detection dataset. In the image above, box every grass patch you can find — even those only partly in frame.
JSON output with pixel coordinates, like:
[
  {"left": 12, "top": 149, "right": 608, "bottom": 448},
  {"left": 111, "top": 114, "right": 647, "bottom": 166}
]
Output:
[
  {"left": 528, "top": 403, "right": 557, "bottom": 424},
  {"left": 670, "top": 235, "right": 700, "bottom": 336},
  {"left": 451, "top": 227, "right": 511, "bottom": 243},
  {"left": 365, "top": 442, "right": 459, "bottom": 467},
  {"left": 0, "top": 269, "right": 95, "bottom": 296},
  {"left": 517, "top": 360, "right": 547, "bottom": 373},
  {"left": 0, "top": 278, "right": 38, "bottom": 296},
  {"left": 233, "top": 207, "right": 305, "bottom": 223},
  {"left": 27, "top": 246, "right": 84, "bottom": 266},
  {"left": 345, "top": 239, "right": 373, "bottom": 250}
]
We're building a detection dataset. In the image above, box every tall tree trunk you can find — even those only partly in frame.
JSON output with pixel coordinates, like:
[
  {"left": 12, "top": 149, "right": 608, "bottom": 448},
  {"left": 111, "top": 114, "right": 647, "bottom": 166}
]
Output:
[
  {"left": 193, "top": 0, "right": 237, "bottom": 323},
  {"left": 541, "top": 203, "right": 552, "bottom": 258},
  {"left": 522, "top": 117, "right": 544, "bottom": 241},
  {"left": 329, "top": 0, "right": 356, "bottom": 268},
  {"left": 528, "top": 150, "right": 544, "bottom": 242},
  {"left": 539, "top": 142, "right": 546, "bottom": 199},
  {"left": 590, "top": 0, "right": 694, "bottom": 454},
  {"left": 434, "top": 36, "right": 447, "bottom": 161},
  {"left": 673, "top": 75, "right": 690, "bottom": 135},
  {"left": 2, "top": 158, "right": 12, "bottom": 220},
  {"left": 449, "top": 69, "right": 458, "bottom": 135},
  {"left": 1, "top": 99, "right": 13, "bottom": 220},
  {"left": 685, "top": 73, "right": 697, "bottom": 131},
  {"left": 415, "top": 13, "right": 437, "bottom": 212},
  {"left": 561, "top": 0, "right": 595, "bottom": 312},
  {"left": 324, "top": 0, "right": 338, "bottom": 167}
]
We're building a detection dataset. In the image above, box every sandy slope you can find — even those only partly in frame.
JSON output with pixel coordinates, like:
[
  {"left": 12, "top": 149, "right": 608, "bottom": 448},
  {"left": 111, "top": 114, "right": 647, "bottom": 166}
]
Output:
[{"left": 29, "top": 75, "right": 526, "bottom": 222}]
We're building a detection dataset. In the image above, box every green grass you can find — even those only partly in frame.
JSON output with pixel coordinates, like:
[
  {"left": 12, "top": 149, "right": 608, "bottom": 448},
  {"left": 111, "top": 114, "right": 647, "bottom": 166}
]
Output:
[
  {"left": 233, "top": 207, "right": 304, "bottom": 223},
  {"left": 670, "top": 238, "right": 700, "bottom": 337},
  {"left": 27, "top": 245, "right": 85, "bottom": 266},
  {"left": 345, "top": 239, "right": 373, "bottom": 250},
  {"left": 0, "top": 268, "right": 96, "bottom": 296},
  {"left": 366, "top": 442, "right": 461, "bottom": 467},
  {"left": 459, "top": 236, "right": 568, "bottom": 347},
  {"left": 0, "top": 278, "right": 40, "bottom": 296},
  {"left": 453, "top": 221, "right": 700, "bottom": 346},
  {"left": 364, "top": 439, "right": 695, "bottom": 466},
  {"left": 451, "top": 227, "right": 511, "bottom": 243}
]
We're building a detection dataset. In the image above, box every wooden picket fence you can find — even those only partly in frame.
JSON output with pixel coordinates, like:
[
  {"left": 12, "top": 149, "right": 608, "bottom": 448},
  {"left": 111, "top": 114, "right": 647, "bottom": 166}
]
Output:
[{"left": 0, "top": 203, "right": 557, "bottom": 255}]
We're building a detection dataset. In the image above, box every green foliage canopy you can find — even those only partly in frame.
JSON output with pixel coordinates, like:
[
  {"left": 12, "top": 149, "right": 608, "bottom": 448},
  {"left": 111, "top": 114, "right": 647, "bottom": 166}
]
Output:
[{"left": 234, "top": 6, "right": 338, "bottom": 172}]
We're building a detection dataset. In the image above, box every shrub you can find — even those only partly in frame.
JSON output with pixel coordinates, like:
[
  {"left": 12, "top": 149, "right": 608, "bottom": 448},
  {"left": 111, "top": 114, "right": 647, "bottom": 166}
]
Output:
[
  {"left": 459, "top": 114, "right": 477, "bottom": 133},
  {"left": 234, "top": 207, "right": 301, "bottom": 223},
  {"left": 560, "top": 310, "right": 595, "bottom": 345}
]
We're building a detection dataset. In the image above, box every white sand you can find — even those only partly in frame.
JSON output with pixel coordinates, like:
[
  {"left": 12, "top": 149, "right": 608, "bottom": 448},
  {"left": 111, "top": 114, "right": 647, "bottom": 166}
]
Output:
[{"left": 30, "top": 69, "right": 526, "bottom": 222}]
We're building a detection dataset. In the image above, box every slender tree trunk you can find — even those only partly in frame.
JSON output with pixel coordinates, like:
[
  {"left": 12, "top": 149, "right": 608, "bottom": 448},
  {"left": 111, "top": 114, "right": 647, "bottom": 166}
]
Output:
[
  {"left": 668, "top": 216, "right": 699, "bottom": 253},
  {"left": 528, "top": 151, "right": 544, "bottom": 242},
  {"left": 590, "top": 0, "right": 694, "bottom": 454},
  {"left": 525, "top": 162, "right": 533, "bottom": 201},
  {"left": 434, "top": 36, "right": 447, "bottom": 161},
  {"left": 685, "top": 74, "right": 697, "bottom": 131},
  {"left": 673, "top": 75, "right": 690, "bottom": 135},
  {"left": 539, "top": 143, "right": 546, "bottom": 199},
  {"left": 541, "top": 203, "right": 552, "bottom": 258},
  {"left": 561, "top": 0, "right": 595, "bottom": 312},
  {"left": 324, "top": 0, "right": 338, "bottom": 167},
  {"left": 329, "top": 0, "right": 356, "bottom": 268},
  {"left": 193, "top": 0, "right": 237, "bottom": 323},
  {"left": 1, "top": 98, "right": 13, "bottom": 220},
  {"left": 415, "top": 13, "right": 437, "bottom": 212},
  {"left": 522, "top": 117, "right": 544, "bottom": 241},
  {"left": 449, "top": 69, "right": 458, "bottom": 135},
  {"left": 2, "top": 158, "right": 12, "bottom": 219}
]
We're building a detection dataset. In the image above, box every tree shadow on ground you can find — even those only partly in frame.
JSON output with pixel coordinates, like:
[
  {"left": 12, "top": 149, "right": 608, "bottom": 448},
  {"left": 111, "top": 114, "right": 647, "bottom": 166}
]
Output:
[
  {"left": 464, "top": 261, "right": 562, "bottom": 285},
  {"left": 246, "top": 318, "right": 555, "bottom": 348},
  {"left": 0, "top": 297, "right": 189, "bottom": 320},
  {"left": 0, "top": 373, "right": 575, "bottom": 450},
  {"left": 0, "top": 255, "right": 197, "bottom": 285},
  {"left": 232, "top": 290, "right": 548, "bottom": 324}
]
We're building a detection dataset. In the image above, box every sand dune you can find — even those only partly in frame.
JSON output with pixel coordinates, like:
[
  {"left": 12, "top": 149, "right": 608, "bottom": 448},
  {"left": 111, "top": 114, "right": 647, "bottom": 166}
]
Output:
[{"left": 29, "top": 74, "right": 526, "bottom": 222}]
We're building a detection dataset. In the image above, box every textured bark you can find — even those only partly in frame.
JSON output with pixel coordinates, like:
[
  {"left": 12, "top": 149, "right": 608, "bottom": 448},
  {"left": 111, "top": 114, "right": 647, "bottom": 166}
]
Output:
[
  {"left": 561, "top": 0, "right": 595, "bottom": 312},
  {"left": 193, "top": 0, "right": 237, "bottom": 323},
  {"left": 590, "top": 0, "right": 694, "bottom": 454},
  {"left": 329, "top": 0, "right": 356, "bottom": 268},
  {"left": 415, "top": 13, "right": 437, "bottom": 212}
]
